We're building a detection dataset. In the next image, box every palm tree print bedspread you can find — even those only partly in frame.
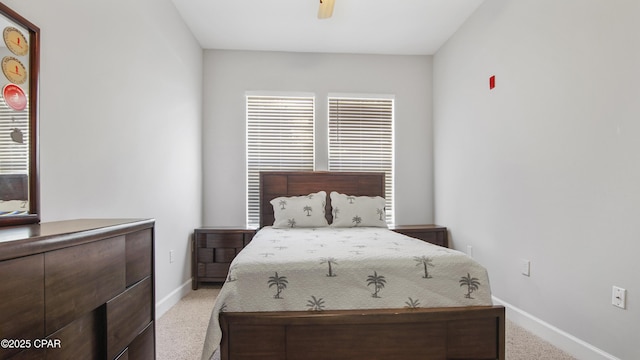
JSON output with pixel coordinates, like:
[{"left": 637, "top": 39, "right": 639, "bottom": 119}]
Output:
[{"left": 201, "top": 227, "right": 493, "bottom": 360}]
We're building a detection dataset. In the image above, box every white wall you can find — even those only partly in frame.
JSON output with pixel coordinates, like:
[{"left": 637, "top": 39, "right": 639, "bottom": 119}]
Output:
[
  {"left": 4, "top": 0, "right": 203, "bottom": 315},
  {"left": 433, "top": 1, "right": 639, "bottom": 359},
  {"left": 203, "top": 50, "right": 433, "bottom": 227}
]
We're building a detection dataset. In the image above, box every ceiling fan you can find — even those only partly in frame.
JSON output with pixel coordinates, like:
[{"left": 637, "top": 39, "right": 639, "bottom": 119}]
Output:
[{"left": 318, "top": 0, "right": 335, "bottom": 19}]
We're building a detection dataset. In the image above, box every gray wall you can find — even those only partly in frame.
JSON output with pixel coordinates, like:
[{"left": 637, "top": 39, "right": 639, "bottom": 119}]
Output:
[
  {"left": 202, "top": 50, "right": 434, "bottom": 227},
  {"left": 433, "top": 1, "right": 639, "bottom": 358},
  {"left": 4, "top": 0, "right": 204, "bottom": 316}
]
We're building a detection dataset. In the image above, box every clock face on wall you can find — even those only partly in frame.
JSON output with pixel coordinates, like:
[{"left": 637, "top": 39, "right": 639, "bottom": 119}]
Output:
[
  {"left": 3, "top": 83, "right": 27, "bottom": 111},
  {"left": 1, "top": 56, "right": 27, "bottom": 84},
  {"left": 3, "top": 26, "right": 28, "bottom": 56}
]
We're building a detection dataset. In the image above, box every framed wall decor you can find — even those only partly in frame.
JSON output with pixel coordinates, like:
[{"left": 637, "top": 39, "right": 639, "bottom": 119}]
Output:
[{"left": 0, "top": 2, "right": 39, "bottom": 226}]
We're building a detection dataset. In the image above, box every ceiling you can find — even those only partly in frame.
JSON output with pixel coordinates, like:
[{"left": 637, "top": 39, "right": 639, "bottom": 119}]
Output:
[{"left": 171, "top": 0, "right": 485, "bottom": 55}]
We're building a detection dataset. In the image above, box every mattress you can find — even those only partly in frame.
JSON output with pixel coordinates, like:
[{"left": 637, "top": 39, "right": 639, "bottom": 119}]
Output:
[{"left": 201, "top": 226, "right": 493, "bottom": 360}]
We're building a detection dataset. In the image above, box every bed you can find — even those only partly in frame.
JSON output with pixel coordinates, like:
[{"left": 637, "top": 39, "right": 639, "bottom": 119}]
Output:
[{"left": 201, "top": 171, "right": 505, "bottom": 360}]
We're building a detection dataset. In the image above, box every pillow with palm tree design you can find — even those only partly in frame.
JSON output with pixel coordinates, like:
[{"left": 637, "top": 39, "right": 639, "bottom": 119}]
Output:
[
  {"left": 329, "top": 191, "right": 387, "bottom": 228},
  {"left": 270, "top": 191, "right": 329, "bottom": 228}
]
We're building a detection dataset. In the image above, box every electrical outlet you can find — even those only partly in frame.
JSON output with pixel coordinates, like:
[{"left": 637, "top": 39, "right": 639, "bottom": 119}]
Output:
[
  {"left": 612, "top": 286, "right": 626, "bottom": 309},
  {"left": 520, "top": 259, "right": 530, "bottom": 277},
  {"left": 169, "top": 250, "right": 174, "bottom": 264},
  {"left": 466, "top": 245, "right": 473, "bottom": 258}
]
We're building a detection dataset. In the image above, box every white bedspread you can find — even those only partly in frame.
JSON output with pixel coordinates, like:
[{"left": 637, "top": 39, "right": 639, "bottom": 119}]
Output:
[{"left": 201, "top": 226, "right": 493, "bottom": 360}]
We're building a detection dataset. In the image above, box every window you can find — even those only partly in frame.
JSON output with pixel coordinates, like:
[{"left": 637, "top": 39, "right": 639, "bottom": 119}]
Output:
[
  {"left": 246, "top": 93, "right": 394, "bottom": 227},
  {"left": 246, "top": 94, "right": 315, "bottom": 227},
  {"left": 328, "top": 96, "right": 394, "bottom": 223}
]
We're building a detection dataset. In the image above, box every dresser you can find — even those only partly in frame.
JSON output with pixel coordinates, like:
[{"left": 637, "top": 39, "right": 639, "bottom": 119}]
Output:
[
  {"left": 192, "top": 227, "right": 255, "bottom": 289},
  {"left": 0, "top": 219, "right": 155, "bottom": 360}
]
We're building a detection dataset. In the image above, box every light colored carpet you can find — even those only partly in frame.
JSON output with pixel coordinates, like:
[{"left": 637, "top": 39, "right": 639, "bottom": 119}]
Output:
[
  {"left": 157, "top": 285, "right": 576, "bottom": 360},
  {"left": 156, "top": 285, "right": 221, "bottom": 360}
]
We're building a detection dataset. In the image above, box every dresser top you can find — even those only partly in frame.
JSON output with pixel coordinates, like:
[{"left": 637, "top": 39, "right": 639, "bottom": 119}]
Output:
[{"left": 0, "top": 218, "right": 154, "bottom": 261}]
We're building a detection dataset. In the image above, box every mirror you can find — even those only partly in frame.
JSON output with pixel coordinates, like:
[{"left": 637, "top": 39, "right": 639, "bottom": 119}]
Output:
[{"left": 0, "top": 3, "right": 39, "bottom": 226}]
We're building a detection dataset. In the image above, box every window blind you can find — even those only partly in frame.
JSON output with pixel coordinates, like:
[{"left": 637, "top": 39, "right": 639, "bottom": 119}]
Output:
[
  {"left": 0, "top": 107, "right": 29, "bottom": 174},
  {"left": 246, "top": 95, "right": 315, "bottom": 227},
  {"left": 328, "top": 96, "right": 394, "bottom": 223}
]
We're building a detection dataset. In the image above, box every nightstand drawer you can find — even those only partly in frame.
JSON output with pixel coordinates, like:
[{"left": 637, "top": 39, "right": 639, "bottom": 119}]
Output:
[
  {"left": 199, "top": 233, "right": 244, "bottom": 248},
  {"left": 198, "top": 262, "right": 230, "bottom": 278},
  {"left": 198, "top": 248, "right": 214, "bottom": 263},
  {"left": 215, "top": 248, "right": 238, "bottom": 262},
  {"left": 243, "top": 233, "right": 254, "bottom": 246},
  {"left": 411, "top": 232, "right": 441, "bottom": 245},
  {"left": 390, "top": 225, "right": 448, "bottom": 248}
]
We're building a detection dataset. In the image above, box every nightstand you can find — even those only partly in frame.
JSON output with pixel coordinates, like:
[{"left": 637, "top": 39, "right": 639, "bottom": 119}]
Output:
[
  {"left": 389, "top": 224, "right": 449, "bottom": 248},
  {"left": 192, "top": 227, "right": 255, "bottom": 290}
]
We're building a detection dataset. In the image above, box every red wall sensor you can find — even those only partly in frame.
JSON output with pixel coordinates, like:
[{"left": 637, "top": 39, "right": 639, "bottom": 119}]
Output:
[{"left": 489, "top": 75, "right": 496, "bottom": 90}]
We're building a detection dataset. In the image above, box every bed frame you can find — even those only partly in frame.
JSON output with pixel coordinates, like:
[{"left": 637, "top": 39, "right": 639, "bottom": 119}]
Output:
[{"left": 219, "top": 171, "right": 505, "bottom": 360}]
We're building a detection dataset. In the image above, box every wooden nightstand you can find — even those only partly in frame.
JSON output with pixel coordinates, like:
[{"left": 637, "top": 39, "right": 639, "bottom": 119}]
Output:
[
  {"left": 389, "top": 224, "right": 449, "bottom": 248},
  {"left": 192, "top": 227, "right": 255, "bottom": 290}
]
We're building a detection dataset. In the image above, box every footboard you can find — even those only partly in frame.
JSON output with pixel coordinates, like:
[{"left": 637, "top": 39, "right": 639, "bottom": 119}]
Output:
[{"left": 220, "top": 305, "right": 505, "bottom": 360}]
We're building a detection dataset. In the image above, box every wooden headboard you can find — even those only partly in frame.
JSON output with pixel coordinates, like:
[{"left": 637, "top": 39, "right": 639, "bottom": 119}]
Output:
[
  {"left": 0, "top": 174, "right": 28, "bottom": 201},
  {"left": 260, "top": 171, "right": 385, "bottom": 228}
]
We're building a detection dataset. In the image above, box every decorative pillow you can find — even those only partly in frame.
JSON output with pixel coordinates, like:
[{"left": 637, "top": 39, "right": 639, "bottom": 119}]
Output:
[
  {"left": 329, "top": 191, "right": 387, "bottom": 228},
  {"left": 270, "top": 191, "right": 328, "bottom": 228}
]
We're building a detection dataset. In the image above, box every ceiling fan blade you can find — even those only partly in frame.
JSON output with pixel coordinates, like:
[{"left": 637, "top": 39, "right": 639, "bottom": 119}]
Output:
[{"left": 318, "top": 0, "right": 335, "bottom": 19}]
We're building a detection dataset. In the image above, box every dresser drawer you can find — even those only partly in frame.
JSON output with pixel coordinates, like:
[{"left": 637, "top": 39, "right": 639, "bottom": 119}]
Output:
[
  {"left": 45, "top": 236, "right": 126, "bottom": 334},
  {"left": 0, "top": 254, "right": 44, "bottom": 360},
  {"left": 106, "top": 277, "right": 152, "bottom": 359},
  {"left": 128, "top": 322, "right": 155, "bottom": 360},
  {"left": 46, "top": 308, "right": 101, "bottom": 360},
  {"left": 125, "top": 229, "right": 152, "bottom": 287},
  {"left": 115, "top": 349, "right": 128, "bottom": 360}
]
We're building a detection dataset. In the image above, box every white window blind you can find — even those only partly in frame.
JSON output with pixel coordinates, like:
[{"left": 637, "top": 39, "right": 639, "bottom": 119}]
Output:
[
  {"left": 246, "top": 95, "right": 315, "bottom": 227},
  {"left": 0, "top": 107, "right": 29, "bottom": 174},
  {"left": 328, "top": 96, "right": 394, "bottom": 223}
]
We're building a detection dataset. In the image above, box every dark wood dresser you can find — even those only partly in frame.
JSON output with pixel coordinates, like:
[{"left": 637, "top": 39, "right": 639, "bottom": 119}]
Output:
[{"left": 0, "top": 218, "right": 155, "bottom": 360}]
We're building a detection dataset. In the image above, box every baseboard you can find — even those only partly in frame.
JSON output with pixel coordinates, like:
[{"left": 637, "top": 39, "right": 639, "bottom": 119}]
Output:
[
  {"left": 155, "top": 279, "right": 193, "bottom": 320},
  {"left": 493, "top": 296, "right": 620, "bottom": 360}
]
